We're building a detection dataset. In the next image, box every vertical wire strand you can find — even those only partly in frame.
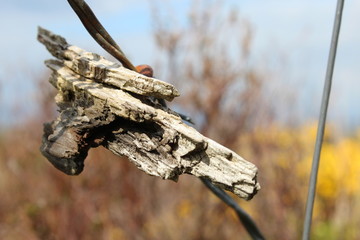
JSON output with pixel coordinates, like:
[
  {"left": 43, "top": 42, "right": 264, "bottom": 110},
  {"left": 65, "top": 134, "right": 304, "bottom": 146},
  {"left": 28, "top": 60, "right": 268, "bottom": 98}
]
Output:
[{"left": 302, "top": 1, "right": 345, "bottom": 239}]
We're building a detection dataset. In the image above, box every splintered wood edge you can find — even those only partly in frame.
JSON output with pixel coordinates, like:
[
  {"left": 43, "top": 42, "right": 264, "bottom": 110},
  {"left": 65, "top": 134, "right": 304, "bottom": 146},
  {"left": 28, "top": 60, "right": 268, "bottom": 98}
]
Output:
[
  {"left": 38, "top": 27, "right": 179, "bottom": 101},
  {"left": 38, "top": 27, "right": 260, "bottom": 200}
]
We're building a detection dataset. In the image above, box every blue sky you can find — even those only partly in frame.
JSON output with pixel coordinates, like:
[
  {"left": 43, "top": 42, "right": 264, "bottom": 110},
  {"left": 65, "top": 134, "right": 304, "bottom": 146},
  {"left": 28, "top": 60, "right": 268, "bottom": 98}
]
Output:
[{"left": 0, "top": 0, "right": 359, "bottom": 131}]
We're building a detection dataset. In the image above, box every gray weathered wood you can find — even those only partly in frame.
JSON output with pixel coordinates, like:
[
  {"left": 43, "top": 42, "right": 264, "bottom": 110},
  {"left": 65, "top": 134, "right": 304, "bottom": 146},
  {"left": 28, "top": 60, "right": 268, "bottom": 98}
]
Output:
[{"left": 38, "top": 27, "right": 260, "bottom": 200}]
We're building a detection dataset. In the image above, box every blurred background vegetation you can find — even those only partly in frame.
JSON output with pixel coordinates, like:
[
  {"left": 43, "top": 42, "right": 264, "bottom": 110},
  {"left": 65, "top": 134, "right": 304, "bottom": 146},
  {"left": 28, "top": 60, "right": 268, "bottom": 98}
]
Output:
[{"left": 0, "top": 1, "right": 359, "bottom": 239}]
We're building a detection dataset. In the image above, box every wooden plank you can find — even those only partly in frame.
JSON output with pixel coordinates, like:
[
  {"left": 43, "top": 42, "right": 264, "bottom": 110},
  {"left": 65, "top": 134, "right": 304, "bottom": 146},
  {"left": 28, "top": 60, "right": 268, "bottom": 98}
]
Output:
[{"left": 38, "top": 27, "right": 260, "bottom": 200}]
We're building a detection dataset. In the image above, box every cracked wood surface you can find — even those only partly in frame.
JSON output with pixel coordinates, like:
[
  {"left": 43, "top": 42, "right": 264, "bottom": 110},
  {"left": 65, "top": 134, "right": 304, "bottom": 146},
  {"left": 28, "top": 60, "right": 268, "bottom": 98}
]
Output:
[{"left": 38, "top": 27, "right": 260, "bottom": 200}]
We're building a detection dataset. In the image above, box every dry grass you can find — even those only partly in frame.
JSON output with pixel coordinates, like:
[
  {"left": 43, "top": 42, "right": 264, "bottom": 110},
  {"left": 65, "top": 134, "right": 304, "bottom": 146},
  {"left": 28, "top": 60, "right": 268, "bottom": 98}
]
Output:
[{"left": 1, "top": 1, "right": 359, "bottom": 239}]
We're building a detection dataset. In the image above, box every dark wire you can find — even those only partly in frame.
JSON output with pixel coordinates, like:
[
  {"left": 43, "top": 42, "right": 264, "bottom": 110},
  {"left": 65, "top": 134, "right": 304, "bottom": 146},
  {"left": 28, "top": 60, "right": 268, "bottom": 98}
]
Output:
[
  {"left": 68, "top": 1, "right": 262, "bottom": 238},
  {"left": 301, "top": 1, "right": 345, "bottom": 239},
  {"left": 201, "top": 178, "right": 265, "bottom": 240}
]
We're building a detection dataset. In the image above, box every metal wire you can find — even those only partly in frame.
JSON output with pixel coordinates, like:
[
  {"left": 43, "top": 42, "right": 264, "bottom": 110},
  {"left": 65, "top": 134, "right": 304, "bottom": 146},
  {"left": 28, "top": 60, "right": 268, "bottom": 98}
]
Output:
[
  {"left": 68, "top": 2, "right": 263, "bottom": 238},
  {"left": 68, "top": 0, "right": 137, "bottom": 71},
  {"left": 301, "top": 1, "right": 345, "bottom": 239},
  {"left": 201, "top": 178, "right": 265, "bottom": 240}
]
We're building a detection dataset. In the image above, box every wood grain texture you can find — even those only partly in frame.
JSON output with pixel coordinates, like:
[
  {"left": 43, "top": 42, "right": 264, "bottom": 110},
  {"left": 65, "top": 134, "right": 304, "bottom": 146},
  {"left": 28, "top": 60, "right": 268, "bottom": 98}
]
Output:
[{"left": 38, "top": 27, "right": 260, "bottom": 200}]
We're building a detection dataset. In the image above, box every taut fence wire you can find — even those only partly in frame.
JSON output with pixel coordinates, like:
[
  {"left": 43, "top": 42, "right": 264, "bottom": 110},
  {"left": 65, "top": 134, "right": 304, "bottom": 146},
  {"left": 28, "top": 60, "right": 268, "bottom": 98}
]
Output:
[
  {"left": 302, "top": 0, "right": 345, "bottom": 239},
  {"left": 39, "top": 0, "right": 346, "bottom": 239}
]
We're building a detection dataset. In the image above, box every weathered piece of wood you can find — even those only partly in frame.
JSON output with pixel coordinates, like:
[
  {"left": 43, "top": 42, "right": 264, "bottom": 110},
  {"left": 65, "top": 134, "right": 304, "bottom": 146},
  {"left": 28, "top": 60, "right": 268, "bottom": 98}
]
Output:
[{"left": 38, "top": 27, "right": 260, "bottom": 200}]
